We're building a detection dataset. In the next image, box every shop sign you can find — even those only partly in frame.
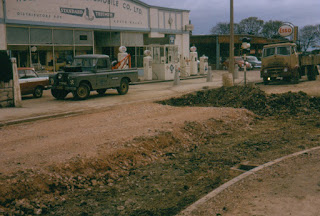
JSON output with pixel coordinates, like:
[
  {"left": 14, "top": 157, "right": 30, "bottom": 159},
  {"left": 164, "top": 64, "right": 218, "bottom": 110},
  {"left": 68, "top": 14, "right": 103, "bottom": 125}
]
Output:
[
  {"left": 6, "top": 0, "right": 148, "bottom": 29},
  {"left": 60, "top": 7, "right": 115, "bottom": 20},
  {"left": 278, "top": 24, "right": 294, "bottom": 37}
]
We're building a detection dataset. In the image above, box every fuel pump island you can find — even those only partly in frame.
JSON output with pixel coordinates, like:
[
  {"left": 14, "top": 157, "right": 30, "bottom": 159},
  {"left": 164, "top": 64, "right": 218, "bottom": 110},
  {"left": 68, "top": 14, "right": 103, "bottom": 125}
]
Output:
[
  {"left": 140, "top": 45, "right": 209, "bottom": 81},
  {"left": 109, "top": 44, "right": 209, "bottom": 82}
]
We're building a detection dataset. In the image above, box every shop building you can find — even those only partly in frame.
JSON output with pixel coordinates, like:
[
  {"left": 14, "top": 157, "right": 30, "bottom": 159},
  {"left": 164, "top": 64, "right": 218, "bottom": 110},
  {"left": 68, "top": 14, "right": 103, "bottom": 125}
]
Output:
[{"left": 0, "top": 0, "right": 192, "bottom": 71}]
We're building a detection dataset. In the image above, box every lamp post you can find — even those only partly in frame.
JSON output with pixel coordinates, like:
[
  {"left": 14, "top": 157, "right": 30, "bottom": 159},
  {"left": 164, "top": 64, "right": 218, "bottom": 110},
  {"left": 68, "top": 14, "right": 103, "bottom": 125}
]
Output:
[{"left": 229, "top": 0, "right": 234, "bottom": 81}]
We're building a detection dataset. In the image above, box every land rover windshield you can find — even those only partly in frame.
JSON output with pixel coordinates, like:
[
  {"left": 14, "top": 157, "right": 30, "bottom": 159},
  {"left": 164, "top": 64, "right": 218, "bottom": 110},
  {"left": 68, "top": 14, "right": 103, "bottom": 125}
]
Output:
[
  {"left": 263, "top": 46, "right": 291, "bottom": 57},
  {"left": 72, "top": 58, "right": 98, "bottom": 68}
]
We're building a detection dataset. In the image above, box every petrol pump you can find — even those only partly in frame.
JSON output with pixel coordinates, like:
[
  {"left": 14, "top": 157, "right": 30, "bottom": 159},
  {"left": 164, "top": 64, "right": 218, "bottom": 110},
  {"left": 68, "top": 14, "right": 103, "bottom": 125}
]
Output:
[
  {"left": 117, "top": 46, "right": 130, "bottom": 69},
  {"left": 180, "top": 56, "right": 190, "bottom": 77},
  {"left": 150, "top": 45, "right": 179, "bottom": 80},
  {"left": 143, "top": 50, "right": 153, "bottom": 80},
  {"left": 190, "top": 46, "right": 198, "bottom": 75},
  {"left": 199, "top": 55, "right": 208, "bottom": 75}
]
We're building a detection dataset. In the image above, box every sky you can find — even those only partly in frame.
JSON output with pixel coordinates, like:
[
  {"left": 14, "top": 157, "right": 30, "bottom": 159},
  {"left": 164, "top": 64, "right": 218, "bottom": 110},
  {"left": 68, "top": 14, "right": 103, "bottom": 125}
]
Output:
[{"left": 142, "top": 0, "right": 320, "bottom": 35}]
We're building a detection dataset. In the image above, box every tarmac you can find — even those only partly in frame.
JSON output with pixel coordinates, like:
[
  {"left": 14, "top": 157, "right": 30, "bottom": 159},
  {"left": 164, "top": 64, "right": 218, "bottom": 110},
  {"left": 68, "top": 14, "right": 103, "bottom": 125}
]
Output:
[{"left": 2, "top": 70, "right": 319, "bottom": 216}]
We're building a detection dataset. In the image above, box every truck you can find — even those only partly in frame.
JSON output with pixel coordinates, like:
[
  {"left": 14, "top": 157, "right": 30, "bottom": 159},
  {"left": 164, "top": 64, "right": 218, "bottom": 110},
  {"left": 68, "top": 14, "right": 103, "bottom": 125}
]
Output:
[
  {"left": 261, "top": 42, "right": 319, "bottom": 84},
  {"left": 49, "top": 54, "right": 138, "bottom": 100}
]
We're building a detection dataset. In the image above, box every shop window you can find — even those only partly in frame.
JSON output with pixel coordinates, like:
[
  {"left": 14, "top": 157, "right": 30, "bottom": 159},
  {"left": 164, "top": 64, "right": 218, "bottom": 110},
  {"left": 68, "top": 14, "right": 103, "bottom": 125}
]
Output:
[
  {"left": 7, "top": 27, "right": 29, "bottom": 44},
  {"left": 121, "top": 33, "right": 143, "bottom": 46},
  {"left": 30, "top": 28, "right": 52, "bottom": 44},
  {"left": 95, "top": 32, "right": 120, "bottom": 47},
  {"left": 74, "top": 30, "right": 93, "bottom": 45},
  {"left": 53, "top": 30, "right": 73, "bottom": 45},
  {"left": 54, "top": 49, "right": 73, "bottom": 71},
  {"left": 80, "top": 35, "right": 88, "bottom": 41},
  {"left": 102, "top": 47, "right": 115, "bottom": 61}
]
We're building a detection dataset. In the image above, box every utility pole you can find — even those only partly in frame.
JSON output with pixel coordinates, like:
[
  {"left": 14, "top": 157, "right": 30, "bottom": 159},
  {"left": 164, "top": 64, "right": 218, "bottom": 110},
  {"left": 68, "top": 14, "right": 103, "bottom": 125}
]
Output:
[{"left": 229, "top": 0, "right": 234, "bottom": 80}]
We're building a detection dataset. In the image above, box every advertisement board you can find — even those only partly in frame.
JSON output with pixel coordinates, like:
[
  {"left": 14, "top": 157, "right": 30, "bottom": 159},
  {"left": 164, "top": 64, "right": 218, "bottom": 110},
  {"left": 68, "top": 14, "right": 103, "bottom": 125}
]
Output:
[
  {"left": 278, "top": 24, "right": 294, "bottom": 37},
  {"left": 6, "top": 0, "right": 149, "bottom": 30}
]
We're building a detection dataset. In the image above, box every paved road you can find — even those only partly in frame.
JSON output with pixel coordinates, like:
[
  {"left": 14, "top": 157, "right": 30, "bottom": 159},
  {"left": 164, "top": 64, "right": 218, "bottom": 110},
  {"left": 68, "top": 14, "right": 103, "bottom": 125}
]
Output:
[{"left": 0, "top": 70, "right": 262, "bottom": 125}]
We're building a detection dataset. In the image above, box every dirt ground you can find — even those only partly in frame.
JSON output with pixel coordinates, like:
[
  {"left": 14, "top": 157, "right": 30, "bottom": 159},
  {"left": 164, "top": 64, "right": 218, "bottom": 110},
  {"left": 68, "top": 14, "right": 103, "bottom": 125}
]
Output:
[
  {"left": 0, "top": 78, "right": 320, "bottom": 215},
  {"left": 180, "top": 148, "right": 320, "bottom": 216}
]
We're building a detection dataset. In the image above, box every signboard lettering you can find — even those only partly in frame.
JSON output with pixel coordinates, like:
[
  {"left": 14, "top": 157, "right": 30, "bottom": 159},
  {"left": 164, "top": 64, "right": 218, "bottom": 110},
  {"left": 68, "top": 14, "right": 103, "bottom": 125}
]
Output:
[
  {"left": 278, "top": 25, "right": 294, "bottom": 37},
  {"left": 7, "top": 0, "right": 148, "bottom": 28},
  {"left": 60, "top": 8, "right": 84, "bottom": 17}
]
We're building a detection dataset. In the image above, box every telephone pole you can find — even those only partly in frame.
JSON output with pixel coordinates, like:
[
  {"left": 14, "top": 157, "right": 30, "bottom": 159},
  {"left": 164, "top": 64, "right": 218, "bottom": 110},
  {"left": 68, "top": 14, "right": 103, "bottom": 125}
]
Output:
[{"left": 229, "top": 0, "right": 234, "bottom": 80}]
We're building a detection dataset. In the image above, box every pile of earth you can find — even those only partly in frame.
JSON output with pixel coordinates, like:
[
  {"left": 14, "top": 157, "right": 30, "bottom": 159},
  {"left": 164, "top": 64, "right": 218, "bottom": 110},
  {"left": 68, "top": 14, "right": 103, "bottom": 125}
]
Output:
[{"left": 159, "top": 85, "right": 320, "bottom": 116}]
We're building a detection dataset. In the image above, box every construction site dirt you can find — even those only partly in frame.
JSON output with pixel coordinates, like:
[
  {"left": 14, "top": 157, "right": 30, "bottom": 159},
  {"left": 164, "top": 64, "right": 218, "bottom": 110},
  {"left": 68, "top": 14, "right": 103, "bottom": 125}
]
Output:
[{"left": 0, "top": 76, "right": 320, "bottom": 215}]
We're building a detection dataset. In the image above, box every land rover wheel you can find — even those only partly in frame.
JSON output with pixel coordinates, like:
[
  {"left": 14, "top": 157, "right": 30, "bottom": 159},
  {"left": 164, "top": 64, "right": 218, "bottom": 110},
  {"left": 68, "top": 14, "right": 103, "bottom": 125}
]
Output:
[
  {"left": 51, "top": 89, "right": 68, "bottom": 100},
  {"left": 117, "top": 79, "right": 129, "bottom": 95},
  {"left": 73, "top": 83, "right": 90, "bottom": 100},
  {"left": 33, "top": 86, "right": 43, "bottom": 98},
  {"left": 96, "top": 89, "right": 107, "bottom": 95}
]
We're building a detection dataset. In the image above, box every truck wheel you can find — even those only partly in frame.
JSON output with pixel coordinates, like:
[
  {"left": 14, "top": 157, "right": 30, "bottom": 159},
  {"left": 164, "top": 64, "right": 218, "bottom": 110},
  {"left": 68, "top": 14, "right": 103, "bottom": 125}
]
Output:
[
  {"left": 307, "top": 66, "right": 316, "bottom": 81},
  {"left": 96, "top": 89, "right": 107, "bottom": 95},
  {"left": 73, "top": 83, "right": 90, "bottom": 100},
  {"left": 117, "top": 79, "right": 129, "bottom": 95},
  {"left": 291, "top": 69, "right": 300, "bottom": 84},
  {"left": 291, "top": 75, "right": 299, "bottom": 84},
  {"left": 33, "top": 86, "right": 43, "bottom": 98},
  {"left": 51, "top": 89, "right": 68, "bottom": 100},
  {"left": 283, "top": 77, "right": 291, "bottom": 82}
]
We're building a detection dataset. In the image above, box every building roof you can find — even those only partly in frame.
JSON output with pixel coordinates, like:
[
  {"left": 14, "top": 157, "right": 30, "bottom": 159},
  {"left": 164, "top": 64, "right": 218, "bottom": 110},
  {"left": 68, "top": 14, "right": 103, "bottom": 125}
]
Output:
[
  {"left": 132, "top": 0, "right": 190, "bottom": 12},
  {"left": 191, "top": 34, "right": 285, "bottom": 44}
]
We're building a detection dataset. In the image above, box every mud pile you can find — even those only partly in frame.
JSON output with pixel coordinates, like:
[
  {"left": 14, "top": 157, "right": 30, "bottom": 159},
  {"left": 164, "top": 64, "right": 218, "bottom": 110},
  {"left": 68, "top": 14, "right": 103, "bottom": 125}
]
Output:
[{"left": 159, "top": 85, "right": 320, "bottom": 116}]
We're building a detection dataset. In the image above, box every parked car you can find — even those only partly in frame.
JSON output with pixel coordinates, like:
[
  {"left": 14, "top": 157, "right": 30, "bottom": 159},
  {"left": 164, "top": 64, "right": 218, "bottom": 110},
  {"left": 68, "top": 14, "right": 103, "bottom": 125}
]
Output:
[
  {"left": 223, "top": 56, "right": 252, "bottom": 71},
  {"left": 246, "top": 56, "right": 261, "bottom": 69},
  {"left": 49, "top": 54, "right": 138, "bottom": 100},
  {"left": 18, "top": 67, "right": 50, "bottom": 98}
]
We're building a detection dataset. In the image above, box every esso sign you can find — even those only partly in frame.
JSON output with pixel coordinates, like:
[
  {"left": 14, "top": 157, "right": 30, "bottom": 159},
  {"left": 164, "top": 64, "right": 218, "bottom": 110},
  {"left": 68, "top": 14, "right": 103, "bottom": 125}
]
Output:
[{"left": 278, "top": 25, "right": 294, "bottom": 37}]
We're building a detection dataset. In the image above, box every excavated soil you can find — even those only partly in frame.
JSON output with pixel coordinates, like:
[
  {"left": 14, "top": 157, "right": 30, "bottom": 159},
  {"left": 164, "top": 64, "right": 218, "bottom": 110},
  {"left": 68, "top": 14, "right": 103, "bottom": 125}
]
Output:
[
  {"left": 1, "top": 85, "right": 320, "bottom": 215},
  {"left": 159, "top": 85, "right": 320, "bottom": 116}
]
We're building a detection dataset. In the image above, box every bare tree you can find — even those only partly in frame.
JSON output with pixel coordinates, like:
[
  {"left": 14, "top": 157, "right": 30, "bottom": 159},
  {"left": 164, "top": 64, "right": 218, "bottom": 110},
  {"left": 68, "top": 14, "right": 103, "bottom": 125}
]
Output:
[
  {"left": 299, "top": 25, "right": 320, "bottom": 51},
  {"left": 210, "top": 22, "right": 230, "bottom": 35},
  {"left": 238, "top": 17, "right": 264, "bottom": 35},
  {"left": 261, "top": 20, "right": 283, "bottom": 38},
  {"left": 210, "top": 22, "right": 241, "bottom": 35}
]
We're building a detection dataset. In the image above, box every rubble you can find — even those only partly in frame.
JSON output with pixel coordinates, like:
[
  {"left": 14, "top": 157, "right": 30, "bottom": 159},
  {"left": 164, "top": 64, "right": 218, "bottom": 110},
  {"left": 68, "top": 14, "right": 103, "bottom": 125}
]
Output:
[{"left": 159, "top": 85, "right": 320, "bottom": 117}]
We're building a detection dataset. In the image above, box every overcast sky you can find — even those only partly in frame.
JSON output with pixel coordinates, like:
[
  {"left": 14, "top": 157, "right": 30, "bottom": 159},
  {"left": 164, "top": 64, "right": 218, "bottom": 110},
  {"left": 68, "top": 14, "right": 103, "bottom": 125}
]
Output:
[{"left": 142, "top": 0, "right": 320, "bottom": 35}]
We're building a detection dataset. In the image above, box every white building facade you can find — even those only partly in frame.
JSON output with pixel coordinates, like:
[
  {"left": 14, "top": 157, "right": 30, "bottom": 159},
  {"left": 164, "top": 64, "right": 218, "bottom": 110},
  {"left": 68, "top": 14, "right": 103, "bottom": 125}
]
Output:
[{"left": 0, "top": 0, "right": 192, "bottom": 71}]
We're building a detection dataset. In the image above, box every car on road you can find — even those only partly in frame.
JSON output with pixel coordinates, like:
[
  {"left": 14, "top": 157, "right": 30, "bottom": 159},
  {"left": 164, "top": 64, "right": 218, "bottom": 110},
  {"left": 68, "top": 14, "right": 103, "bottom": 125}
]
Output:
[
  {"left": 246, "top": 56, "right": 261, "bottom": 69},
  {"left": 223, "top": 56, "right": 252, "bottom": 71},
  {"left": 18, "top": 67, "right": 50, "bottom": 98}
]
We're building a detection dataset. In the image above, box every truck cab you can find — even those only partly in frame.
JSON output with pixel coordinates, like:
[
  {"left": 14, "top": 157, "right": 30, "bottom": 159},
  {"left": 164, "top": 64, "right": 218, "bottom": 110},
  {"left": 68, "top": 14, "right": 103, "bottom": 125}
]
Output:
[{"left": 261, "top": 43, "right": 300, "bottom": 84}]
